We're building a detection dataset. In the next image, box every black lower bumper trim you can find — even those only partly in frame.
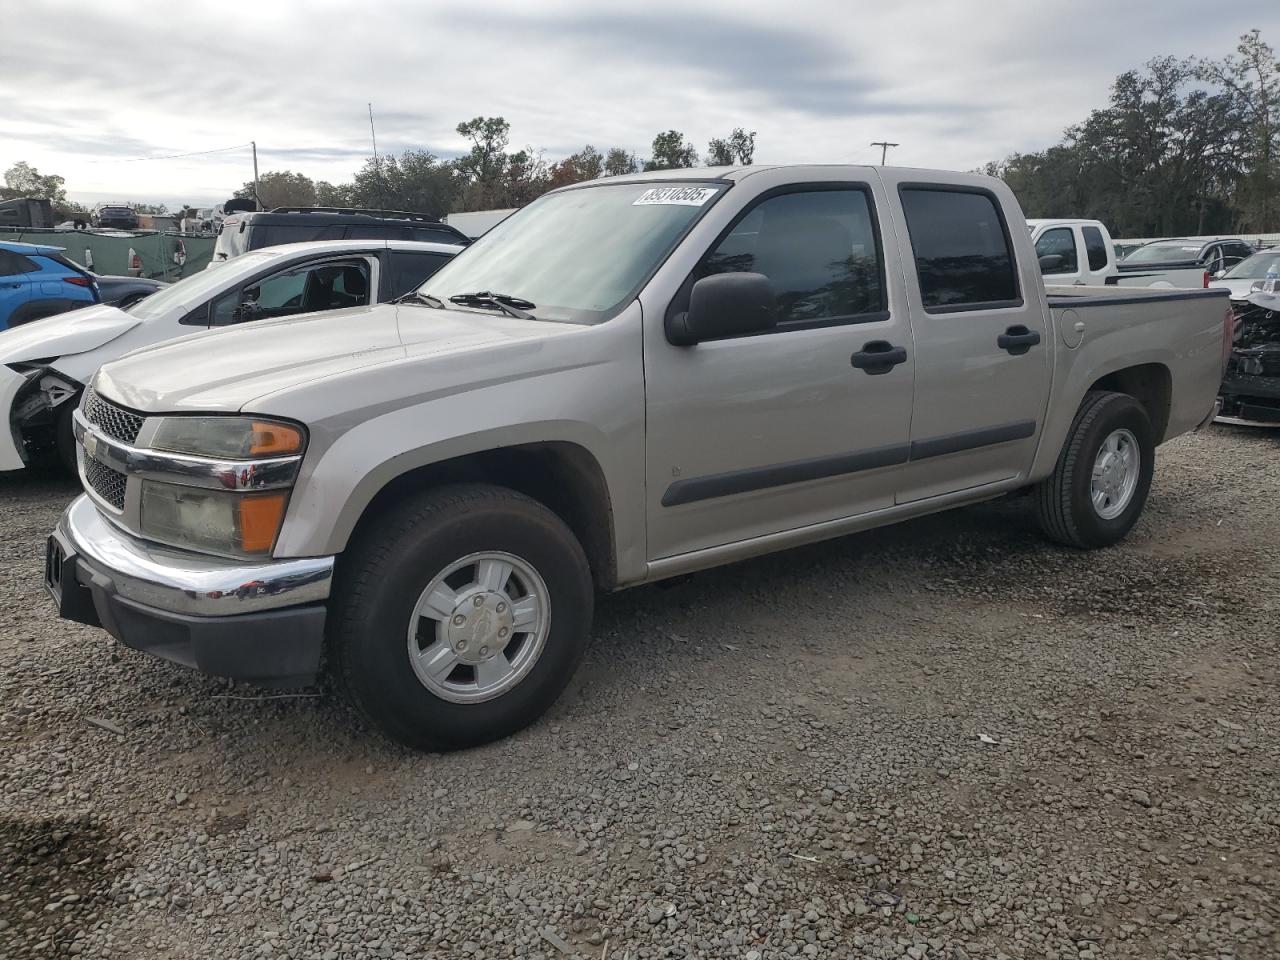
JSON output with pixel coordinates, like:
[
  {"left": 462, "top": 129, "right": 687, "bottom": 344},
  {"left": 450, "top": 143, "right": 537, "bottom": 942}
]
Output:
[{"left": 50, "top": 548, "right": 325, "bottom": 687}]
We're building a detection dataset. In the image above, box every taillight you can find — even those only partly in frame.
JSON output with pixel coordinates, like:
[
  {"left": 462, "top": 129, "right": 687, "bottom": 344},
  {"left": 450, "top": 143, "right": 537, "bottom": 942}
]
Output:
[
  {"left": 1203, "top": 271, "right": 1211, "bottom": 289},
  {"left": 63, "top": 276, "right": 92, "bottom": 287}
]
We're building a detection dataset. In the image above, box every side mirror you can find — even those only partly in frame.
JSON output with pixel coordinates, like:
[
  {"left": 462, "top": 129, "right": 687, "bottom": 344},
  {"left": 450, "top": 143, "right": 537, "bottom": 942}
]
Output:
[
  {"left": 233, "top": 287, "right": 261, "bottom": 322},
  {"left": 1037, "top": 254, "right": 1065, "bottom": 273},
  {"left": 1214, "top": 270, "right": 1227, "bottom": 279},
  {"left": 666, "top": 272, "right": 776, "bottom": 346}
]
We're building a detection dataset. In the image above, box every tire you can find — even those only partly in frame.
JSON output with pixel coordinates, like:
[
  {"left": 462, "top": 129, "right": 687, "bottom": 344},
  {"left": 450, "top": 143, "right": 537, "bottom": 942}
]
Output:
[
  {"left": 55, "top": 402, "right": 79, "bottom": 476},
  {"left": 1035, "top": 391, "right": 1155, "bottom": 549},
  {"left": 331, "top": 483, "right": 594, "bottom": 750}
]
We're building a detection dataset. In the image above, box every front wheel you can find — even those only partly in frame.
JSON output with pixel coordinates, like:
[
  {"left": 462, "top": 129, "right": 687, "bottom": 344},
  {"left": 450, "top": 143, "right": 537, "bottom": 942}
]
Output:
[
  {"left": 1035, "top": 391, "right": 1155, "bottom": 548},
  {"left": 331, "top": 484, "right": 594, "bottom": 750}
]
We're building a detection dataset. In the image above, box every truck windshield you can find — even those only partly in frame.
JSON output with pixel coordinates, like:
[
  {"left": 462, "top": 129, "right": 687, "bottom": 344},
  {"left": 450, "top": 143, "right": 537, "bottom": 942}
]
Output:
[
  {"left": 1223, "top": 252, "right": 1280, "bottom": 279},
  {"left": 1124, "top": 240, "right": 1204, "bottom": 263},
  {"left": 415, "top": 181, "right": 726, "bottom": 324}
]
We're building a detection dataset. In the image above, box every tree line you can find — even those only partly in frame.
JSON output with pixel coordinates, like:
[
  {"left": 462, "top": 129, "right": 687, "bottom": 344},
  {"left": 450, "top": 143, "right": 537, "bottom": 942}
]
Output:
[
  {"left": 981, "top": 29, "right": 1278, "bottom": 236},
  {"left": 234, "top": 123, "right": 756, "bottom": 215}
]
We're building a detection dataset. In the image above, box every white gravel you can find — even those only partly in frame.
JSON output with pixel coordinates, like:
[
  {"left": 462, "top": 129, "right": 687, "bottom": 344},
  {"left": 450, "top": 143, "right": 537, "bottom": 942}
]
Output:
[{"left": 1, "top": 425, "right": 1278, "bottom": 959}]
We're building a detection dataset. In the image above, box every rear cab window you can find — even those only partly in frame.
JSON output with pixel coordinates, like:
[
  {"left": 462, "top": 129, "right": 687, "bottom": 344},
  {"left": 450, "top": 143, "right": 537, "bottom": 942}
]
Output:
[
  {"left": 1082, "top": 226, "right": 1109, "bottom": 272},
  {"left": 899, "top": 186, "right": 1021, "bottom": 312}
]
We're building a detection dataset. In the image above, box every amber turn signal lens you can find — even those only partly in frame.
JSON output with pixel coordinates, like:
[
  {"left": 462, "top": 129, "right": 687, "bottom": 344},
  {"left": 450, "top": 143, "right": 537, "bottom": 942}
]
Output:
[
  {"left": 249, "top": 422, "right": 304, "bottom": 457},
  {"left": 237, "top": 492, "right": 289, "bottom": 554}
]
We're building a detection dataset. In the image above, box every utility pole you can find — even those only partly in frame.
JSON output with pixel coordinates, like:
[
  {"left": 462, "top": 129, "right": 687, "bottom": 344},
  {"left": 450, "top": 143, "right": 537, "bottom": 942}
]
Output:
[
  {"left": 870, "top": 140, "right": 899, "bottom": 165},
  {"left": 251, "top": 140, "right": 260, "bottom": 208}
]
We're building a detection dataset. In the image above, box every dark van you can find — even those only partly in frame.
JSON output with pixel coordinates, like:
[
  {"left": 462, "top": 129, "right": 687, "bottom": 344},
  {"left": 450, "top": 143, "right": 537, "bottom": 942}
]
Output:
[{"left": 212, "top": 207, "right": 469, "bottom": 266}]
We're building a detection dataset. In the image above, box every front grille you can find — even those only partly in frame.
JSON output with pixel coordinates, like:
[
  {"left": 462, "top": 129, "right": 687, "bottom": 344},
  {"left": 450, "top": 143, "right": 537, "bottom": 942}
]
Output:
[
  {"left": 83, "top": 386, "right": 144, "bottom": 445},
  {"left": 84, "top": 455, "right": 127, "bottom": 510}
]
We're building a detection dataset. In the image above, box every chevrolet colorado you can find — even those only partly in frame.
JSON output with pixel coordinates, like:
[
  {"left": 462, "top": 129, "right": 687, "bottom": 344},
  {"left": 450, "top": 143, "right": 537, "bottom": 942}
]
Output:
[{"left": 46, "top": 165, "right": 1231, "bottom": 750}]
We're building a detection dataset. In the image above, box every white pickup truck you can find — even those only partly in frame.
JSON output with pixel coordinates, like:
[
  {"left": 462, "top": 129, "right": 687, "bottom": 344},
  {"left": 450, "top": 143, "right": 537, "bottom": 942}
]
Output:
[
  {"left": 1028, "top": 219, "right": 1243, "bottom": 289},
  {"left": 47, "top": 165, "right": 1231, "bottom": 750}
]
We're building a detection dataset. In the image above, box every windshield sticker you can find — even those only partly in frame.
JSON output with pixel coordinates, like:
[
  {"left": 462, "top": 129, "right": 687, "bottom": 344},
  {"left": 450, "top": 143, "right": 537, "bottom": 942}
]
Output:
[{"left": 633, "top": 186, "right": 718, "bottom": 207}]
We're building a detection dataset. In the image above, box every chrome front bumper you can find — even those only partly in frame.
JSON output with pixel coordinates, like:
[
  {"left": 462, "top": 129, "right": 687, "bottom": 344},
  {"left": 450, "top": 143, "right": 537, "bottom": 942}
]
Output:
[
  {"left": 54, "top": 493, "right": 333, "bottom": 616},
  {"left": 47, "top": 495, "right": 334, "bottom": 685}
]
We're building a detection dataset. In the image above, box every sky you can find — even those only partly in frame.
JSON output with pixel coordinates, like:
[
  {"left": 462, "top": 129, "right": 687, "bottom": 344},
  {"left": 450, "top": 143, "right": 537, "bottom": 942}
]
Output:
[{"left": 1, "top": 0, "right": 1274, "bottom": 210}]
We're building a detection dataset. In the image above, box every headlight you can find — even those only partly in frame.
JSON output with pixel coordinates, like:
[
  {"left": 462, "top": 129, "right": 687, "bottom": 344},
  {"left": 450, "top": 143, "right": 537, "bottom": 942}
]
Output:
[
  {"left": 137, "top": 415, "right": 306, "bottom": 558},
  {"left": 141, "top": 481, "right": 289, "bottom": 557},
  {"left": 151, "top": 417, "right": 304, "bottom": 459}
]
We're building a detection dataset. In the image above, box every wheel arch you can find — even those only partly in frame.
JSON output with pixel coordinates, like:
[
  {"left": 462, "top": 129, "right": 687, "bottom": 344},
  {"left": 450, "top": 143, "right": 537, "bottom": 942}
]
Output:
[
  {"left": 1085, "top": 362, "right": 1172, "bottom": 443},
  {"left": 335, "top": 441, "right": 618, "bottom": 591}
]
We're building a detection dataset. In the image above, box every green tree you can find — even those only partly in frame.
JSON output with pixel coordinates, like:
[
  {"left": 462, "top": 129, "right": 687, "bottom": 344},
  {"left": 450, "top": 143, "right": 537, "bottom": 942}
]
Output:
[
  {"left": 350, "top": 150, "right": 458, "bottom": 216},
  {"left": 643, "top": 130, "right": 698, "bottom": 171},
  {"left": 1, "top": 161, "right": 67, "bottom": 203},
  {"left": 546, "top": 145, "right": 605, "bottom": 189},
  {"left": 603, "top": 147, "right": 640, "bottom": 177},
  {"left": 315, "top": 180, "right": 354, "bottom": 207},
  {"left": 1198, "top": 29, "right": 1280, "bottom": 231},
  {"left": 982, "top": 34, "right": 1275, "bottom": 236},
  {"left": 455, "top": 116, "right": 514, "bottom": 209},
  {"left": 235, "top": 170, "right": 318, "bottom": 209},
  {"left": 706, "top": 128, "right": 757, "bottom": 165}
]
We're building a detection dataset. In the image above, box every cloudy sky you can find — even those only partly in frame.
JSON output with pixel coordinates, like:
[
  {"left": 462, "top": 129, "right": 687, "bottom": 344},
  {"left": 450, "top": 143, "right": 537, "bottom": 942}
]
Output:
[{"left": 2, "top": 0, "right": 1273, "bottom": 209}]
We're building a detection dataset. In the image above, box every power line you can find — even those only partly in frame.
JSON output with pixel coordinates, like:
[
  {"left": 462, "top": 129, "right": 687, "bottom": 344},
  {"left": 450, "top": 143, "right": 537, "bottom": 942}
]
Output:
[{"left": 86, "top": 143, "right": 254, "bottom": 164}]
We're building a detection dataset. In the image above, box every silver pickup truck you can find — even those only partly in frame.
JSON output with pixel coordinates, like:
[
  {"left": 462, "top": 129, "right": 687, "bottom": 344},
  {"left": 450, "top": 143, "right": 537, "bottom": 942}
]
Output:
[{"left": 46, "top": 165, "right": 1232, "bottom": 750}]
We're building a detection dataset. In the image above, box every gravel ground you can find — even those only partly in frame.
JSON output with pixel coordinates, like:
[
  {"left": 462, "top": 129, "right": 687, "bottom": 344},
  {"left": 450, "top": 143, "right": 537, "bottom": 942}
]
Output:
[{"left": 1, "top": 425, "right": 1277, "bottom": 960}]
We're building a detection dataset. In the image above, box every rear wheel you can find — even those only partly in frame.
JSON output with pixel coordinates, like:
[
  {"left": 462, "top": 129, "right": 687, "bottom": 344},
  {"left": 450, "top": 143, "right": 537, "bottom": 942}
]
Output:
[
  {"left": 331, "top": 484, "right": 593, "bottom": 750},
  {"left": 1035, "top": 391, "right": 1155, "bottom": 548}
]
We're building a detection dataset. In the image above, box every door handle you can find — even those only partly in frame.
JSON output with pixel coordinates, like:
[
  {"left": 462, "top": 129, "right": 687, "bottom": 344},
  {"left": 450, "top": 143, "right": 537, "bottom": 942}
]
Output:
[
  {"left": 997, "top": 325, "right": 1042, "bottom": 356},
  {"left": 851, "top": 340, "right": 908, "bottom": 375}
]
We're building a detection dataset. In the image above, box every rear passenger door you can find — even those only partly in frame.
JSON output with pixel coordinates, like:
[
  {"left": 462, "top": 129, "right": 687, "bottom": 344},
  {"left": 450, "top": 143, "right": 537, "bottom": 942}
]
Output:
[
  {"left": 384, "top": 250, "right": 453, "bottom": 299},
  {"left": 0, "top": 250, "right": 34, "bottom": 326},
  {"left": 881, "top": 177, "right": 1053, "bottom": 503}
]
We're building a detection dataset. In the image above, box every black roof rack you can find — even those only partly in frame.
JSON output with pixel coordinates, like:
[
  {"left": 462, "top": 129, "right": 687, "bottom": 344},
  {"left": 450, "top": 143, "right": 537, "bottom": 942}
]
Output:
[{"left": 267, "top": 206, "right": 444, "bottom": 223}]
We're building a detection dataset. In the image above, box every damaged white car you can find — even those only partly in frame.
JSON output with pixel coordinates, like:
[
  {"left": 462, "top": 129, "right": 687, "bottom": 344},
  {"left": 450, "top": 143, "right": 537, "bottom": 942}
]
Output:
[{"left": 0, "top": 238, "right": 460, "bottom": 472}]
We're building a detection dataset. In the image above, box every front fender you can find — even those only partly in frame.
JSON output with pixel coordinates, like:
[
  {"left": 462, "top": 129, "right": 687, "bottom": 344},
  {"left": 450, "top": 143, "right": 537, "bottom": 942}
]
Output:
[{"left": 270, "top": 337, "right": 647, "bottom": 583}]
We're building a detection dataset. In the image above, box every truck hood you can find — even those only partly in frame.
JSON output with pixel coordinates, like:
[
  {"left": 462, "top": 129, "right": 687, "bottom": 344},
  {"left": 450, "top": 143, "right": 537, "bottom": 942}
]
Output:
[
  {"left": 0, "top": 303, "right": 140, "bottom": 365},
  {"left": 94, "top": 302, "right": 580, "bottom": 413}
]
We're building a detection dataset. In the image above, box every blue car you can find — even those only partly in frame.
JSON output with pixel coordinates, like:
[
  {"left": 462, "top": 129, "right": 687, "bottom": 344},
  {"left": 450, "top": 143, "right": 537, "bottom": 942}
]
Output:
[{"left": 0, "top": 241, "right": 100, "bottom": 330}]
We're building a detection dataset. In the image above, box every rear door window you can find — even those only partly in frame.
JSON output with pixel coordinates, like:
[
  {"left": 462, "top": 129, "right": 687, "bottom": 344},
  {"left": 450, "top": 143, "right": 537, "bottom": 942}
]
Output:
[
  {"left": 899, "top": 187, "right": 1020, "bottom": 311},
  {"left": 387, "top": 251, "right": 451, "bottom": 297},
  {"left": 0, "top": 250, "right": 39, "bottom": 276},
  {"left": 1082, "top": 226, "right": 1110, "bottom": 272},
  {"left": 1033, "top": 228, "right": 1078, "bottom": 275}
]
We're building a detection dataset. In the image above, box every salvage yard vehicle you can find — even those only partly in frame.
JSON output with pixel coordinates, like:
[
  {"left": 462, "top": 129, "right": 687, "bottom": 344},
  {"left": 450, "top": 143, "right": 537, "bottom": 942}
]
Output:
[
  {"left": 210, "top": 207, "right": 469, "bottom": 267},
  {"left": 1029, "top": 220, "right": 1254, "bottom": 290},
  {"left": 1209, "top": 249, "right": 1280, "bottom": 299},
  {"left": 46, "top": 165, "right": 1231, "bottom": 751},
  {"left": 1, "top": 238, "right": 461, "bottom": 472},
  {"left": 1118, "top": 237, "right": 1255, "bottom": 288},
  {"left": 1217, "top": 287, "right": 1280, "bottom": 426},
  {"left": 1, "top": 240, "right": 99, "bottom": 329}
]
